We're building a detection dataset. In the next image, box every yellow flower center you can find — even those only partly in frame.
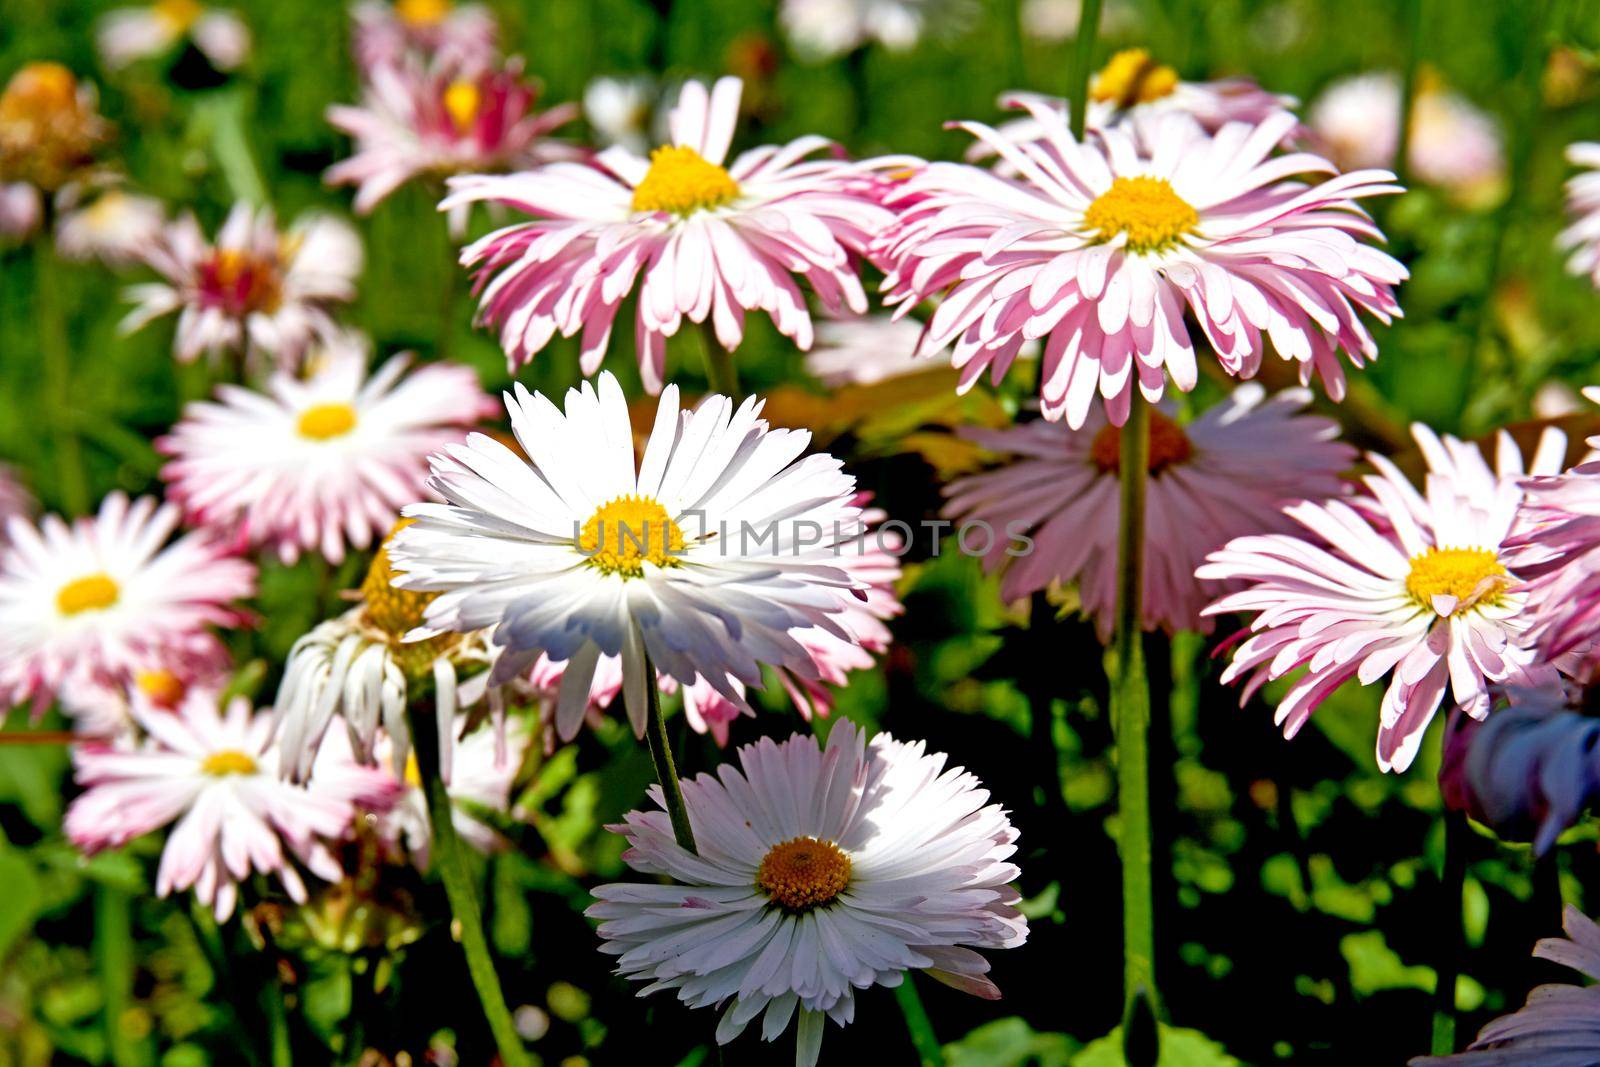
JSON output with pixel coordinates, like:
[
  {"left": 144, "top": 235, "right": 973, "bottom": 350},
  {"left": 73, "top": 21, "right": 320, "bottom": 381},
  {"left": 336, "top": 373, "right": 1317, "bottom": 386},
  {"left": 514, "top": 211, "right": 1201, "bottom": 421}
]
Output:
[
  {"left": 361, "top": 520, "right": 457, "bottom": 676},
  {"left": 578, "top": 495, "right": 685, "bottom": 577},
  {"left": 203, "top": 248, "right": 283, "bottom": 314},
  {"left": 136, "top": 668, "right": 186, "bottom": 706},
  {"left": 1405, "top": 547, "right": 1510, "bottom": 614},
  {"left": 201, "top": 749, "right": 258, "bottom": 776},
  {"left": 403, "top": 751, "right": 423, "bottom": 789},
  {"left": 630, "top": 145, "right": 741, "bottom": 216},
  {"left": 1091, "top": 48, "right": 1180, "bottom": 109},
  {"left": 757, "top": 836, "right": 852, "bottom": 911},
  {"left": 153, "top": 0, "right": 203, "bottom": 32},
  {"left": 443, "top": 79, "right": 480, "bottom": 133},
  {"left": 1083, "top": 176, "right": 1198, "bottom": 253},
  {"left": 57, "top": 573, "right": 120, "bottom": 616},
  {"left": 395, "top": 0, "right": 450, "bottom": 26},
  {"left": 297, "top": 402, "right": 359, "bottom": 441},
  {"left": 1089, "top": 408, "right": 1194, "bottom": 475}
]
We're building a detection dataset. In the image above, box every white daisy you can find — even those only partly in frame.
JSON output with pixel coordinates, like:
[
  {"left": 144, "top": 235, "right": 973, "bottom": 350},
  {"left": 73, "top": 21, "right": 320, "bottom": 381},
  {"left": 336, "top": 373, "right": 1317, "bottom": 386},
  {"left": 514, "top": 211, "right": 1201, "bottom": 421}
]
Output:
[
  {"left": 96, "top": 0, "right": 251, "bottom": 73},
  {"left": 54, "top": 187, "right": 166, "bottom": 268}
]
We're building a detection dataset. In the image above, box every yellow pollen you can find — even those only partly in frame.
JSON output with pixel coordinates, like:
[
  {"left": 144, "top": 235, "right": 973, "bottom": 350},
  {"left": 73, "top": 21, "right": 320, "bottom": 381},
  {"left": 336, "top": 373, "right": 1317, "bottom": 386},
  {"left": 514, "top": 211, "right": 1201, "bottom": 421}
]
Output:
[
  {"left": 362, "top": 520, "right": 436, "bottom": 639},
  {"left": 136, "top": 668, "right": 185, "bottom": 706},
  {"left": 57, "top": 573, "right": 120, "bottom": 616},
  {"left": 1405, "top": 547, "right": 1509, "bottom": 614},
  {"left": 630, "top": 145, "right": 741, "bottom": 216},
  {"left": 201, "top": 749, "right": 258, "bottom": 777},
  {"left": 757, "top": 836, "right": 852, "bottom": 911},
  {"left": 443, "top": 79, "right": 480, "bottom": 133},
  {"left": 153, "top": 0, "right": 203, "bottom": 32},
  {"left": 1091, "top": 48, "right": 1181, "bottom": 108},
  {"left": 403, "top": 752, "right": 423, "bottom": 789},
  {"left": 395, "top": 0, "right": 450, "bottom": 26},
  {"left": 1089, "top": 408, "right": 1193, "bottom": 475},
  {"left": 1084, "top": 176, "right": 1198, "bottom": 253},
  {"left": 297, "top": 402, "right": 358, "bottom": 441},
  {"left": 578, "top": 495, "right": 685, "bottom": 577}
]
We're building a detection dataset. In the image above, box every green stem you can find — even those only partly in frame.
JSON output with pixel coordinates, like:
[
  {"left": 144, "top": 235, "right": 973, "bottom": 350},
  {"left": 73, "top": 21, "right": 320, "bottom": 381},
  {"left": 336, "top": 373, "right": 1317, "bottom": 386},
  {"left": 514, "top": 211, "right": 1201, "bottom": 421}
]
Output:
[
  {"left": 642, "top": 651, "right": 698, "bottom": 854},
  {"left": 1067, "top": 0, "right": 1106, "bottom": 138},
  {"left": 262, "top": 979, "right": 292, "bottom": 1067},
  {"left": 1430, "top": 812, "right": 1469, "bottom": 1055},
  {"left": 893, "top": 974, "right": 944, "bottom": 1067},
  {"left": 1109, "top": 397, "right": 1159, "bottom": 1062},
  {"left": 198, "top": 89, "right": 267, "bottom": 206},
  {"left": 696, "top": 322, "right": 741, "bottom": 403},
  {"left": 35, "top": 239, "right": 89, "bottom": 515},
  {"left": 1393, "top": 0, "right": 1426, "bottom": 189},
  {"left": 95, "top": 885, "right": 137, "bottom": 1067},
  {"left": 410, "top": 696, "right": 532, "bottom": 1067}
]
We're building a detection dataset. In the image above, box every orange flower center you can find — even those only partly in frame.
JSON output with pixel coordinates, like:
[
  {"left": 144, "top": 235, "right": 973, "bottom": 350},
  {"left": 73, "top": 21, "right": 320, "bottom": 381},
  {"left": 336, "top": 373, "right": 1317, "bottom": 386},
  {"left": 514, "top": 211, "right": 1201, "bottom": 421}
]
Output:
[
  {"left": 1090, "top": 48, "right": 1180, "bottom": 109},
  {"left": 202, "top": 248, "right": 283, "bottom": 315},
  {"left": 136, "top": 668, "right": 186, "bottom": 706},
  {"left": 756, "top": 836, "right": 852, "bottom": 911},
  {"left": 395, "top": 0, "right": 450, "bottom": 26},
  {"left": 1089, "top": 409, "right": 1194, "bottom": 475},
  {"left": 631, "top": 145, "right": 740, "bottom": 216},
  {"left": 57, "top": 573, "right": 120, "bottom": 616},
  {"left": 1083, "top": 176, "right": 1198, "bottom": 253}
]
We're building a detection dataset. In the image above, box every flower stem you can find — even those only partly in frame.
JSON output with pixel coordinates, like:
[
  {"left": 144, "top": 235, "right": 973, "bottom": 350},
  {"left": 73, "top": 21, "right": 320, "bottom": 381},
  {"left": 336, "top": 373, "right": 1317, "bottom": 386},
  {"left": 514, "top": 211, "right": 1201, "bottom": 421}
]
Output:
[
  {"left": 1430, "top": 812, "right": 1469, "bottom": 1055},
  {"left": 1067, "top": 0, "right": 1106, "bottom": 139},
  {"left": 409, "top": 696, "right": 532, "bottom": 1067},
  {"left": 1109, "top": 396, "right": 1159, "bottom": 1063},
  {"left": 262, "top": 979, "right": 292, "bottom": 1067},
  {"left": 197, "top": 89, "right": 267, "bottom": 206},
  {"left": 894, "top": 974, "right": 945, "bottom": 1067},
  {"left": 95, "top": 885, "right": 137, "bottom": 1067},
  {"left": 696, "top": 321, "right": 741, "bottom": 402},
  {"left": 35, "top": 239, "right": 89, "bottom": 515},
  {"left": 642, "top": 651, "right": 698, "bottom": 854}
]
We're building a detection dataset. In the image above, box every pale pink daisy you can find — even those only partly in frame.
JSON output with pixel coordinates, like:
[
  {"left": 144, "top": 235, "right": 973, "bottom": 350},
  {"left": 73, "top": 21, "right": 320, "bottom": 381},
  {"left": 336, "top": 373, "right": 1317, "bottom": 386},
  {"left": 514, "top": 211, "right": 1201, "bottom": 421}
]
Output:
[
  {"left": 65, "top": 692, "right": 401, "bottom": 920},
  {"left": 55, "top": 187, "right": 166, "bottom": 267},
  {"left": 96, "top": 0, "right": 251, "bottom": 72},
  {"left": 0, "top": 493, "right": 254, "bottom": 714},
  {"left": 158, "top": 333, "right": 495, "bottom": 565},
  {"left": 779, "top": 0, "right": 977, "bottom": 60},
  {"left": 876, "top": 103, "right": 1406, "bottom": 428},
  {"left": 442, "top": 76, "right": 891, "bottom": 390},
  {"left": 59, "top": 645, "right": 231, "bottom": 740},
  {"left": 590, "top": 720, "right": 1026, "bottom": 1067},
  {"left": 326, "top": 57, "right": 578, "bottom": 236},
  {"left": 1506, "top": 460, "right": 1600, "bottom": 681},
  {"left": 945, "top": 384, "right": 1352, "bottom": 639},
  {"left": 1560, "top": 143, "right": 1600, "bottom": 289},
  {"left": 804, "top": 315, "right": 940, "bottom": 387},
  {"left": 121, "top": 203, "right": 363, "bottom": 367},
  {"left": 350, "top": 0, "right": 498, "bottom": 75},
  {"left": 1200, "top": 425, "right": 1566, "bottom": 772}
]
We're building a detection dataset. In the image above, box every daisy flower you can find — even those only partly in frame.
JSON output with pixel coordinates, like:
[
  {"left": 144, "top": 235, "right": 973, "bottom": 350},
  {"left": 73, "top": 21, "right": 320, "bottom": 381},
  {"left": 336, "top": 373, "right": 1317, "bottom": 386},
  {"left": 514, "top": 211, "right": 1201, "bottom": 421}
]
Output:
[
  {"left": 121, "top": 202, "right": 363, "bottom": 367},
  {"left": 59, "top": 644, "right": 232, "bottom": 740},
  {"left": 442, "top": 76, "right": 891, "bottom": 390},
  {"left": 804, "top": 315, "right": 941, "bottom": 387},
  {"left": 376, "top": 712, "right": 531, "bottom": 864},
  {"left": 351, "top": 0, "right": 498, "bottom": 74},
  {"left": 589, "top": 720, "right": 1026, "bottom": 1067},
  {"left": 387, "top": 371, "right": 869, "bottom": 741},
  {"left": 0, "top": 63, "right": 109, "bottom": 197},
  {"left": 1199, "top": 425, "right": 1566, "bottom": 772},
  {"left": 779, "top": 0, "right": 976, "bottom": 60},
  {"left": 96, "top": 0, "right": 251, "bottom": 73},
  {"left": 0, "top": 493, "right": 254, "bottom": 714},
  {"left": 583, "top": 75, "right": 659, "bottom": 154},
  {"left": 326, "top": 57, "right": 578, "bottom": 236},
  {"left": 877, "top": 103, "right": 1406, "bottom": 428},
  {"left": 1507, "top": 459, "right": 1600, "bottom": 681},
  {"left": 55, "top": 187, "right": 166, "bottom": 267},
  {"left": 1560, "top": 144, "right": 1600, "bottom": 289},
  {"left": 65, "top": 692, "right": 401, "bottom": 920},
  {"left": 943, "top": 384, "right": 1353, "bottom": 639},
  {"left": 158, "top": 333, "right": 495, "bottom": 564}
]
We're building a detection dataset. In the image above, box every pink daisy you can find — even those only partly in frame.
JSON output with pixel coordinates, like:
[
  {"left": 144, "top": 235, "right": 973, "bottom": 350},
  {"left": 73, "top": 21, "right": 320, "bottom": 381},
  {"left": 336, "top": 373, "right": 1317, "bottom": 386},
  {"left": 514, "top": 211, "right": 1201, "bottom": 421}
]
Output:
[
  {"left": 59, "top": 645, "right": 232, "bottom": 740},
  {"left": 0, "top": 493, "right": 254, "bottom": 714},
  {"left": 158, "top": 334, "right": 495, "bottom": 564},
  {"left": 326, "top": 56, "right": 578, "bottom": 236},
  {"left": 1560, "top": 143, "right": 1600, "bottom": 289},
  {"left": 441, "top": 76, "right": 891, "bottom": 390},
  {"left": 121, "top": 203, "right": 363, "bottom": 367},
  {"left": 66, "top": 692, "right": 401, "bottom": 920},
  {"left": 1507, "top": 460, "right": 1600, "bottom": 681},
  {"left": 1199, "top": 426, "right": 1566, "bottom": 772},
  {"left": 876, "top": 103, "right": 1406, "bottom": 428},
  {"left": 351, "top": 0, "right": 498, "bottom": 75},
  {"left": 944, "top": 384, "right": 1352, "bottom": 638}
]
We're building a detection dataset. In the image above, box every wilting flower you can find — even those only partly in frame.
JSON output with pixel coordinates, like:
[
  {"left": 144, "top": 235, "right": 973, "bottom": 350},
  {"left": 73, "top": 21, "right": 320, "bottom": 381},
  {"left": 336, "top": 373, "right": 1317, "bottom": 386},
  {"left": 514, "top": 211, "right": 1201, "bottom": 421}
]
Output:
[
  {"left": 326, "top": 57, "right": 577, "bottom": 235},
  {"left": 388, "top": 371, "right": 868, "bottom": 740},
  {"left": 877, "top": 103, "right": 1405, "bottom": 428},
  {"left": 779, "top": 0, "right": 976, "bottom": 60},
  {"left": 0, "top": 63, "right": 109, "bottom": 198},
  {"left": 1200, "top": 426, "right": 1565, "bottom": 772},
  {"left": 377, "top": 712, "right": 531, "bottom": 863},
  {"left": 55, "top": 187, "right": 165, "bottom": 267},
  {"left": 944, "top": 384, "right": 1352, "bottom": 638},
  {"left": 804, "top": 315, "right": 939, "bottom": 387},
  {"left": 96, "top": 0, "right": 251, "bottom": 72},
  {"left": 122, "top": 203, "right": 362, "bottom": 367},
  {"left": 1508, "top": 460, "right": 1600, "bottom": 680},
  {"left": 443, "top": 76, "right": 890, "bottom": 390},
  {"left": 1559, "top": 143, "right": 1600, "bottom": 289},
  {"left": 158, "top": 334, "right": 494, "bottom": 564},
  {"left": 1411, "top": 905, "right": 1600, "bottom": 1066},
  {"left": 0, "top": 493, "right": 254, "bottom": 714},
  {"left": 1310, "top": 72, "right": 1505, "bottom": 206},
  {"left": 351, "top": 0, "right": 498, "bottom": 74},
  {"left": 590, "top": 720, "right": 1026, "bottom": 1067},
  {"left": 65, "top": 691, "right": 401, "bottom": 920},
  {"left": 583, "top": 75, "right": 659, "bottom": 154}
]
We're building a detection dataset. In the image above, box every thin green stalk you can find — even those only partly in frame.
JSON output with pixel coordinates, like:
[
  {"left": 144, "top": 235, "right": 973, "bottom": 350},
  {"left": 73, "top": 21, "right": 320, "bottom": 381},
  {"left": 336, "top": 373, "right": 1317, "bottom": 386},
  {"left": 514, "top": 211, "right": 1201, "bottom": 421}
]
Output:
[
  {"left": 262, "top": 979, "right": 292, "bottom": 1067},
  {"left": 893, "top": 974, "right": 944, "bottom": 1067},
  {"left": 696, "top": 322, "right": 741, "bottom": 403},
  {"left": 1108, "top": 397, "right": 1159, "bottom": 1063},
  {"left": 1393, "top": 0, "right": 1426, "bottom": 189},
  {"left": 642, "top": 651, "right": 698, "bottom": 854},
  {"left": 1067, "top": 0, "right": 1106, "bottom": 138},
  {"left": 95, "top": 885, "right": 137, "bottom": 1067},
  {"left": 1430, "top": 813, "right": 1469, "bottom": 1055},
  {"left": 35, "top": 240, "right": 89, "bottom": 515},
  {"left": 410, "top": 696, "right": 532, "bottom": 1067},
  {"left": 198, "top": 89, "right": 267, "bottom": 205}
]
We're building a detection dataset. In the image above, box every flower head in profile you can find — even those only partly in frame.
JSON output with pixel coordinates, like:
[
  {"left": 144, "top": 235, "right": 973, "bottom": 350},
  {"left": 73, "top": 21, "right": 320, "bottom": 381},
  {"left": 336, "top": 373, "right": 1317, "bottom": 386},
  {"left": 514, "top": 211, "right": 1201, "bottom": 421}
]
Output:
[
  {"left": 122, "top": 203, "right": 363, "bottom": 367},
  {"left": 589, "top": 720, "right": 1026, "bottom": 1067},
  {"left": 1560, "top": 143, "right": 1600, "bottom": 289},
  {"left": 944, "top": 385, "right": 1352, "bottom": 638},
  {"left": 60, "top": 645, "right": 231, "bottom": 741},
  {"left": 0, "top": 63, "right": 109, "bottom": 196},
  {"left": 327, "top": 57, "right": 578, "bottom": 235},
  {"left": 351, "top": 0, "right": 498, "bottom": 74},
  {"left": 1200, "top": 426, "right": 1565, "bottom": 772},
  {"left": 388, "top": 371, "right": 869, "bottom": 740},
  {"left": 66, "top": 692, "right": 401, "bottom": 920},
  {"left": 0, "top": 493, "right": 254, "bottom": 715},
  {"left": 1507, "top": 456, "right": 1600, "bottom": 680},
  {"left": 55, "top": 187, "right": 165, "bottom": 267},
  {"left": 96, "top": 0, "right": 251, "bottom": 73},
  {"left": 443, "top": 76, "right": 890, "bottom": 390},
  {"left": 779, "top": 0, "right": 976, "bottom": 60},
  {"left": 159, "top": 333, "right": 495, "bottom": 564},
  {"left": 876, "top": 103, "right": 1405, "bottom": 428}
]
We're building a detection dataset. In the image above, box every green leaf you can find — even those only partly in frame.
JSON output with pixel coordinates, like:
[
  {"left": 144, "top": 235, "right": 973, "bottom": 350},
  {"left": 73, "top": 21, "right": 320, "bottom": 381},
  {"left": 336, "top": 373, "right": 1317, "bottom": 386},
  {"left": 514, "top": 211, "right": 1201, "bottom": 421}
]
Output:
[
  {"left": 0, "top": 842, "right": 42, "bottom": 959},
  {"left": 1340, "top": 930, "right": 1434, "bottom": 996},
  {"left": 944, "top": 1017, "right": 1078, "bottom": 1067},
  {"left": 1072, "top": 1024, "right": 1240, "bottom": 1067}
]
